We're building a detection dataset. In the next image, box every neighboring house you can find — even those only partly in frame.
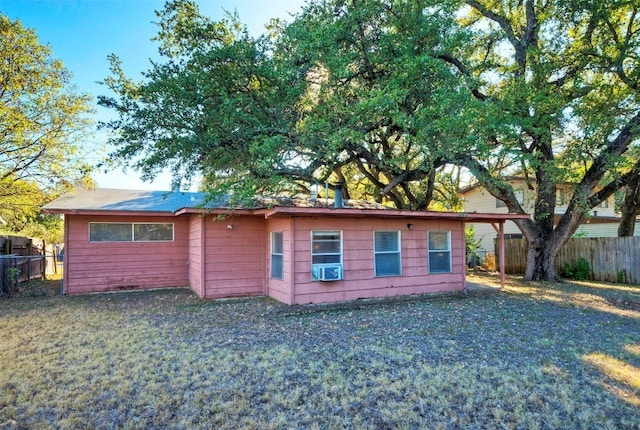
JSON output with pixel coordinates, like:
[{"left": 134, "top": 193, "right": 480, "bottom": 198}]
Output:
[
  {"left": 460, "top": 177, "right": 640, "bottom": 254},
  {"left": 43, "top": 188, "right": 528, "bottom": 305}
]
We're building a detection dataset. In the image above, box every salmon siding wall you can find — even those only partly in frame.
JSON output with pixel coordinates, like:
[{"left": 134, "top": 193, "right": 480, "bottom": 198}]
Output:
[
  {"left": 64, "top": 215, "right": 190, "bottom": 294},
  {"left": 266, "top": 217, "right": 294, "bottom": 304},
  {"left": 201, "top": 215, "right": 265, "bottom": 299},
  {"left": 188, "top": 216, "right": 204, "bottom": 297},
  {"left": 288, "top": 217, "right": 465, "bottom": 304}
]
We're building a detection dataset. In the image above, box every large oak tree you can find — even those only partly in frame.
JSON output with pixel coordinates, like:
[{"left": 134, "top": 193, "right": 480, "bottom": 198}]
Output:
[
  {"left": 100, "top": 0, "right": 639, "bottom": 280},
  {"left": 99, "top": 0, "right": 467, "bottom": 208},
  {"left": 443, "top": 0, "right": 640, "bottom": 280}
]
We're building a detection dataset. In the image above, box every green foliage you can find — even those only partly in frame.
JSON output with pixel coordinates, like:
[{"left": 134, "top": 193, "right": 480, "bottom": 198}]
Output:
[
  {"left": 0, "top": 14, "right": 94, "bottom": 243},
  {"left": 0, "top": 178, "right": 65, "bottom": 244},
  {"left": 449, "top": 0, "right": 640, "bottom": 280},
  {"left": 572, "top": 229, "right": 588, "bottom": 238},
  {"left": 98, "top": 0, "right": 640, "bottom": 279},
  {"left": 617, "top": 269, "right": 627, "bottom": 284},
  {"left": 0, "top": 14, "right": 94, "bottom": 190},
  {"left": 563, "top": 257, "right": 591, "bottom": 281},
  {"left": 465, "top": 226, "right": 483, "bottom": 266},
  {"left": 99, "top": 0, "right": 466, "bottom": 209},
  {"left": 18, "top": 216, "right": 64, "bottom": 245},
  {"left": 465, "top": 226, "right": 482, "bottom": 254}
]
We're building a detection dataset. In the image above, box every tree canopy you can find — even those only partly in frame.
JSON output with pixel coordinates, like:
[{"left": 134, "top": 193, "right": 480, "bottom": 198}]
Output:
[
  {"left": 99, "top": 0, "right": 640, "bottom": 280},
  {"left": 99, "top": 0, "right": 470, "bottom": 208},
  {"left": 1, "top": 14, "right": 94, "bottom": 233},
  {"left": 446, "top": 0, "right": 640, "bottom": 279}
]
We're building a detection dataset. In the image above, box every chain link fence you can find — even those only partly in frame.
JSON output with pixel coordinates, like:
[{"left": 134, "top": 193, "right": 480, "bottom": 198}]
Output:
[{"left": 1, "top": 255, "right": 60, "bottom": 297}]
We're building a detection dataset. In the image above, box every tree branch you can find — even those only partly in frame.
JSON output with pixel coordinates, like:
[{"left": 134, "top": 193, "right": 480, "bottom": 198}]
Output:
[{"left": 436, "top": 53, "right": 489, "bottom": 101}]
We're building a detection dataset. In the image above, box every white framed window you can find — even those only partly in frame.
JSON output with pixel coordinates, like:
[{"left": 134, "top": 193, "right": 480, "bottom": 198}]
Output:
[
  {"left": 271, "top": 231, "right": 284, "bottom": 280},
  {"left": 311, "top": 231, "right": 342, "bottom": 281},
  {"left": 374, "top": 231, "right": 401, "bottom": 277},
  {"left": 428, "top": 231, "right": 451, "bottom": 273},
  {"left": 89, "top": 223, "right": 174, "bottom": 242}
]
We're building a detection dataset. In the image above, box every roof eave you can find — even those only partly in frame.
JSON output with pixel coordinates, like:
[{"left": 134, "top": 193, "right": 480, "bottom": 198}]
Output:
[
  {"left": 263, "top": 206, "right": 530, "bottom": 221},
  {"left": 42, "top": 209, "right": 177, "bottom": 217},
  {"left": 173, "top": 207, "right": 262, "bottom": 216}
]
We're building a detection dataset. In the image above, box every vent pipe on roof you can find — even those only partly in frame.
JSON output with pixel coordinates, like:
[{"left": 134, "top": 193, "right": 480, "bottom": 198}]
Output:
[{"left": 334, "top": 183, "right": 344, "bottom": 209}]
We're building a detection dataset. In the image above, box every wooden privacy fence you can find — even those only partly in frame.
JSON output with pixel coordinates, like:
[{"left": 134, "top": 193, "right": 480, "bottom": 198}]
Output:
[{"left": 499, "top": 237, "right": 640, "bottom": 284}]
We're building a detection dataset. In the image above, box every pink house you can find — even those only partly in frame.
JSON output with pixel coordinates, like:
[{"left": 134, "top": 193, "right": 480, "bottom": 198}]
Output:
[{"left": 43, "top": 189, "right": 528, "bottom": 305}]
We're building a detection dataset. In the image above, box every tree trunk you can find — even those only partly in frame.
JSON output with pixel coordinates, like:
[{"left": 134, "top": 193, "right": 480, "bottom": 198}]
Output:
[
  {"left": 618, "top": 211, "right": 639, "bottom": 236},
  {"left": 521, "top": 162, "right": 562, "bottom": 281},
  {"left": 522, "top": 193, "right": 587, "bottom": 281},
  {"left": 618, "top": 181, "right": 640, "bottom": 236},
  {"left": 523, "top": 237, "right": 562, "bottom": 281}
]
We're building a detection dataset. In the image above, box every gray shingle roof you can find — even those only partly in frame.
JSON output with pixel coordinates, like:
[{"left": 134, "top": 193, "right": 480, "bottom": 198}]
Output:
[
  {"left": 42, "top": 188, "right": 392, "bottom": 213},
  {"left": 42, "top": 189, "right": 207, "bottom": 213}
]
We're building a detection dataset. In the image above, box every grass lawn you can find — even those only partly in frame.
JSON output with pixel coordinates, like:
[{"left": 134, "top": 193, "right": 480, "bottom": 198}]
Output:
[{"left": 1, "top": 275, "right": 639, "bottom": 429}]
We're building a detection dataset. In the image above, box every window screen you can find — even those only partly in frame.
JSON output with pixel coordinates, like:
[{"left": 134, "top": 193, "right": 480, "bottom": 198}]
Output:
[
  {"left": 374, "top": 231, "right": 401, "bottom": 277},
  {"left": 133, "top": 224, "right": 174, "bottom": 241},
  {"left": 311, "top": 231, "right": 342, "bottom": 264},
  {"left": 89, "top": 223, "right": 174, "bottom": 242},
  {"left": 89, "top": 223, "right": 133, "bottom": 242},
  {"left": 428, "top": 231, "right": 451, "bottom": 273},
  {"left": 271, "top": 231, "right": 284, "bottom": 279}
]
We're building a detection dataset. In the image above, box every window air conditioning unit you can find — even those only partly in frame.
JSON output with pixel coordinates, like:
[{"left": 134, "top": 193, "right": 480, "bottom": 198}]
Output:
[{"left": 318, "top": 265, "right": 342, "bottom": 281}]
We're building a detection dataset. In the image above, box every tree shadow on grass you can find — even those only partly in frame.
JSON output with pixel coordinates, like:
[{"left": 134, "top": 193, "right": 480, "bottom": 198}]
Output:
[
  {"left": 502, "top": 279, "right": 640, "bottom": 320},
  {"left": 478, "top": 275, "right": 640, "bottom": 408}
]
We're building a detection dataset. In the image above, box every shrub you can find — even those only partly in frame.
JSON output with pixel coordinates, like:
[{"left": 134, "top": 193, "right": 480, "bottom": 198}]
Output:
[{"left": 563, "top": 257, "right": 591, "bottom": 280}]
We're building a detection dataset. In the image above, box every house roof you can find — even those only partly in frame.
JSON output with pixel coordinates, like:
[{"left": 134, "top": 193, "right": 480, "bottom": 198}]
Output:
[
  {"left": 42, "top": 189, "right": 207, "bottom": 215},
  {"left": 43, "top": 188, "right": 530, "bottom": 223},
  {"left": 42, "top": 188, "right": 389, "bottom": 214}
]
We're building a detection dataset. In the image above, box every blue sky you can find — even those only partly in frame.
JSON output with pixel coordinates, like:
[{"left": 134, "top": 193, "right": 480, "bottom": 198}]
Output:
[{"left": 1, "top": 0, "right": 306, "bottom": 190}]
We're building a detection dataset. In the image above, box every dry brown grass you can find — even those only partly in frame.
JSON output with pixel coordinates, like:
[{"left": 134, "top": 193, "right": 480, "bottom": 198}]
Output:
[{"left": 1, "top": 275, "right": 639, "bottom": 429}]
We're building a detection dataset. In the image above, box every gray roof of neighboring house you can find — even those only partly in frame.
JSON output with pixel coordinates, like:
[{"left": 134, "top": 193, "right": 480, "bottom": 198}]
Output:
[{"left": 42, "top": 188, "right": 391, "bottom": 214}]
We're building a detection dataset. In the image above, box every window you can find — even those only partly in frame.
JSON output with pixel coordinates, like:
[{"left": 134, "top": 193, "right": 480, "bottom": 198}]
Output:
[
  {"left": 428, "top": 231, "right": 451, "bottom": 273},
  {"left": 89, "top": 223, "right": 174, "bottom": 242},
  {"left": 374, "top": 231, "right": 401, "bottom": 277},
  {"left": 271, "top": 232, "right": 284, "bottom": 280},
  {"left": 133, "top": 224, "right": 174, "bottom": 241},
  {"left": 311, "top": 231, "right": 342, "bottom": 280},
  {"left": 89, "top": 223, "right": 132, "bottom": 242},
  {"left": 496, "top": 189, "right": 524, "bottom": 208}
]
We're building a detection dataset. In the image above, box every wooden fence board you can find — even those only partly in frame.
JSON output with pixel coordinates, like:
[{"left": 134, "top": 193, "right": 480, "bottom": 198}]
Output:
[{"left": 500, "top": 237, "right": 640, "bottom": 284}]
